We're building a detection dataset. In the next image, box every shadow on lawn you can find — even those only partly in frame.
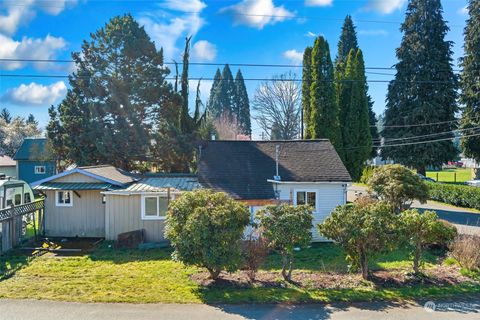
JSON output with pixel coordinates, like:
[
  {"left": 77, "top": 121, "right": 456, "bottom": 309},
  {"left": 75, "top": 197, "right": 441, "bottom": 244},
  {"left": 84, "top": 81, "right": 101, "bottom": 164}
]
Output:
[
  {"left": 0, "top": 249, "right": 38, "bottom": 281},
  {"left": 87, "top": 241, "right": 173, "bottom": 264}
]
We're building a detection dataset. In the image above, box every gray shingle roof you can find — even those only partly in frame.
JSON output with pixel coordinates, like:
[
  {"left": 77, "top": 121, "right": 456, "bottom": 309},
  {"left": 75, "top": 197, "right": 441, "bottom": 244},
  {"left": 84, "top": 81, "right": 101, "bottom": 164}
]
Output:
[{"left": 198, "top": 140, "right": 351, "bottom": 200}]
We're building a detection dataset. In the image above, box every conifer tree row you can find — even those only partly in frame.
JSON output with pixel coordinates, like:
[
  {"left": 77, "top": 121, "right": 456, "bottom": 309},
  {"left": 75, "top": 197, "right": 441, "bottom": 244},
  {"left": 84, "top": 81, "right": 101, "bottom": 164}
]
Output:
[{"left": 207, "top": 65, "right": 251, "bottom": 136}]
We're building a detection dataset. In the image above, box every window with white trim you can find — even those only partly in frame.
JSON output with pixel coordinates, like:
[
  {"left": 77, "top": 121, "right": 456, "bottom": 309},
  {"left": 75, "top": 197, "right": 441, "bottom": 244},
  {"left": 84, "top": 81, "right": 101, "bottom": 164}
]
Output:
[
  {"left": 141, "top": 195, "right": 169, "bottom": 220},
  {"left": 56, "top": 190, "right": 73, "bottom": 207},
  {"left": 295, "top": 191, "right": 316, "bottom": 209},
  {"left": 35, "top": 166, "right": 46, "bottom": 174}
]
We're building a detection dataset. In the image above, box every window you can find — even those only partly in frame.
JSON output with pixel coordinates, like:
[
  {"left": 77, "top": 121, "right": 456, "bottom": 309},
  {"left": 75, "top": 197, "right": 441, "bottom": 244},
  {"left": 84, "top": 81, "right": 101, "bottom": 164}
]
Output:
[
  {"left": 141, "top": 195, "right": 169, "bottom": 220},
  {"left": 14, "top": 194, "right": 22, "bottom": 206},
  {"left": 35, "top": 166, "right": 46, "bottom": 174},
  {"left": 56, "top": 190, "right": 73, "bottom": 207},
  {"left": 295, "top": 191, "right": 316, "bottom": 209},
  {"left": 24, "top": 193, "right": 31, "bottom": 204}
]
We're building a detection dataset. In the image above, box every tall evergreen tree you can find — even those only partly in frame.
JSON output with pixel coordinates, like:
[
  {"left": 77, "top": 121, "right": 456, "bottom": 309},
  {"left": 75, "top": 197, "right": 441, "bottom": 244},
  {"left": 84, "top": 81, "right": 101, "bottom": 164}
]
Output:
[
  {"left": 340, "top": 50, "right": 372, "bottom": 180},
  {"left": 460, "top": 0, "right": 480, "bottom": 166},
  {"left": 208, "top": 69, "right": 223, "bottom": 117},
  {"left": 180, "top": 36, "right": 192, "bottom": 133},
  {"left": 336, "top": 15, "right": 358, "bottom": 67},
  {"left": 302, "top": 47, "right": 313, "bottom": 139},
  {"left": 0, "top": 108, "right": 11, "bottom": 123},
  {"left": 382, "top": 0, "right": 458, "bottom": 175},
  {"left": 335, "top": 15, "right": 379, "bottom": 159},
  {"left": 47, "top": 14, "right": 176, "bottom": 170},
  {"left": 234, "top": 70, "right": 251, "bottom": 136},
  {"left": 309, "top": 36, "right": 343, "bottom": 158}
]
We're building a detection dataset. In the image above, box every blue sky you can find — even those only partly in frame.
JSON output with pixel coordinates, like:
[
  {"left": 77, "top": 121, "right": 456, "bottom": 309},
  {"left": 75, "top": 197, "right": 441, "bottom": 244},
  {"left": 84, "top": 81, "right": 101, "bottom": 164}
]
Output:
[{"left": 0, "top": 0, "right": 470, "bottom": 137}]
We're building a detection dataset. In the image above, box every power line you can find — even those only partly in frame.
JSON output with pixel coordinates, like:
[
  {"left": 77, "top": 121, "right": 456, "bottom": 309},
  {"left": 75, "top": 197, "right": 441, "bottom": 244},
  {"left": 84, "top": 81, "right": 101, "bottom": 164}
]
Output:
[
  {"left": 0, "top": 58, "right": 465, "bottom": 72},
  {"left": 0, "top": 73, "right": 460, "bottom": 84},
  {"left": 377, "top": 119, "right": 463, "bottom": 128},
  {"left": 372, "top": 126, "right": 479, "bottom": 144}
]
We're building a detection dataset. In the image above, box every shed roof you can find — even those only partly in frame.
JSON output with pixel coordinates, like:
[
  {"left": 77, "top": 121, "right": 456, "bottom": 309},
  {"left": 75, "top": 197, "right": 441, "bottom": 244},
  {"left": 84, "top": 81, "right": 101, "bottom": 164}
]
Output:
[
  {"left": 104, "top": 175, "right": 200, "bottom": 194},
  {"left": 34, "top": 182, "right": 118, "bottom": 191},
  {"left": 198, "top": 140, "right": 351, "bottom": 200},
  {"left": 0, "top": 155, "right": 15, "bottom": 167},
  {"left": 13, "top": 138, "right": 52, "bottom": 161}
]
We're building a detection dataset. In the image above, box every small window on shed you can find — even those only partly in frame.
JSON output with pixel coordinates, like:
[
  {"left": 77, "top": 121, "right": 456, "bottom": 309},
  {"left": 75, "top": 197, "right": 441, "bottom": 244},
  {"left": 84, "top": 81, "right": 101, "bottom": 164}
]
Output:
[
  {"left": 24, "top": 193, "right": 31, "bottom": 204},
  {"left": 141, "top": 195, "right": 169, "bottom": 220},
  {"left": 14, "top": 194, "right": 21, "bottom": 205},
  {"left": 56, "top": 190, "right": 73, "bottom": 207},
  {"left": 35, "top": 166, "right": 46, "bottom": 174}
]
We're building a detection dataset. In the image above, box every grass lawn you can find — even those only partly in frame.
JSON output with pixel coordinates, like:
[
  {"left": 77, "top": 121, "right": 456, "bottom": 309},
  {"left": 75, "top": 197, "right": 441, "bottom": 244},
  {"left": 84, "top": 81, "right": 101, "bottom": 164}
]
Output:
[
  {"left": 426, "top": 168, "right": 473, "bottom": 183},
  {"left": 0, "top": 243, "right": 478, "bottom": 304}
]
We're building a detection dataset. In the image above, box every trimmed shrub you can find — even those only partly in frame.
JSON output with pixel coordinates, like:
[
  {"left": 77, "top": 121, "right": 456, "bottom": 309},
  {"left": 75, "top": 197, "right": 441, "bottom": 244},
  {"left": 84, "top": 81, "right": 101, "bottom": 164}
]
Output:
[
  {"left": 450, "top": 235, "right": 480, "bottom": 271},
  {"left": 165, "top": 190, "right": 250, "bottom": 280},
  {"left": 428, "top": 182, "right": 480, "bottom": 210},
  {"left": 256, "top": 204, "right": 313, "bottom": 282}
]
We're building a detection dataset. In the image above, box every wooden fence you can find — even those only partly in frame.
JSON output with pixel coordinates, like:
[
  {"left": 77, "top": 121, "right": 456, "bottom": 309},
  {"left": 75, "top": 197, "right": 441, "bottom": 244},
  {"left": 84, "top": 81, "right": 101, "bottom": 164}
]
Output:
[{"left": 0, "top": 199, "right": 45, "bottom": 254}]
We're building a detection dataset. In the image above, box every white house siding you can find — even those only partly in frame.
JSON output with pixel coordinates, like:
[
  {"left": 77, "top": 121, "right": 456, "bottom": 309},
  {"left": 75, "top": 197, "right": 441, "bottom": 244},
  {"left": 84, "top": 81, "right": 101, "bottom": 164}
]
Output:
[
  {"left": 274, "top": 183, "right": 347, "bottom": 242},
  {"left": 0, "top": 166, "right": 16, "bottom": 179},
  {"left": 44, "top": 190, "right": 105, "bottom": 237},
  {"left": 105, "top": 194, "right": 165, "bottom": 242}
]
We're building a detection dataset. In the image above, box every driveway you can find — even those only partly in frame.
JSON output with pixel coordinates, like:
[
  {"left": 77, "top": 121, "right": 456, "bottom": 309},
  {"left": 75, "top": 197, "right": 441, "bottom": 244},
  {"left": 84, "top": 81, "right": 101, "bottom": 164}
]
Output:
[
  {"left": 348, "top": 186, "right": 480, "bottom": 235},
  {"left": 0, "top": 298, "right": 479, "bottom": 320}
]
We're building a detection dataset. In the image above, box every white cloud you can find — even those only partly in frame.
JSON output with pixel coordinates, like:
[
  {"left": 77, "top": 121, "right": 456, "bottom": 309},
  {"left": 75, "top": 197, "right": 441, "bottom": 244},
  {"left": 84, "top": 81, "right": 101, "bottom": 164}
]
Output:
[
  {"left": 0, "top": 0, "right": 77, "bottom": 35},
  {"left": 161, "top": 0, "right": 206, "bottom": 12},
  {"left": 192, "top": 40, "right": 217, "bottom": 61},
  {"left": 365, "top": 0, "right": 406, "bottom": 14},
  {"left": 283, "top": 49, "right": 303, "bottom": 64},
  {"left": 139, "top": 1, "right": 207, "bottom": 61},
  {"left": 0, "top": 34, "right": 67, "bottom": 70},
  {"left": 305, "top": 31, "right": 317, "bottom": 37},
  {"left": 305, "top": 0, "right": 333, "bottom": 7},
  {"left": 3, "top": 81, "right": 67, "bottom": 106},
  {"left": 458, "top": 6, "right": 468, "bottom": 15},
  {"left": 358, "top": 29, "right": 388, "bottom": 36},
  {"left": 220, "top": 0, "right": 295, "bottom": 29}
]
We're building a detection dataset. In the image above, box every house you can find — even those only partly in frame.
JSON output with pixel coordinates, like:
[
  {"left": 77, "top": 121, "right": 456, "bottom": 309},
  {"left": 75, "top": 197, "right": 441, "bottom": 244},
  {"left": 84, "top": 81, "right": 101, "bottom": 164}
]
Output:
[
  {"left": 198, "top": 140, "right": 351, "bottom": 241},
  {"left": 32, "top": 140, "right": 351, "bottom": 242},
  {"left": 0, "top": 155, "right": 17, "bottom": 179},
  {"left": 32, "top": 166, "right": 199, "bottom": 241},
  {"left": 13, "top": 138, "right": 56, "bottom": 184}
]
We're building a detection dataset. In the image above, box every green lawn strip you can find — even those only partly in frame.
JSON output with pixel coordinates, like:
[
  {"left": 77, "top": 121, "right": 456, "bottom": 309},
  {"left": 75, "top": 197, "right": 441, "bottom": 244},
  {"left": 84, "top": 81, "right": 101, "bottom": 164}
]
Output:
[
  {"left": 426, "top": 169, "right": 473, "bottom": 183},
  {"left": 0, "top": 244, "right": 477, "bottom": 304}
]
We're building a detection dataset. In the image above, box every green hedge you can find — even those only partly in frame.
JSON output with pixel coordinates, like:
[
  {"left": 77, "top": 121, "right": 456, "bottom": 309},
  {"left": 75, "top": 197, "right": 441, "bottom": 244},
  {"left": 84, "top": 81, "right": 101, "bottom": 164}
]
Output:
[{"left": 428, "top": 182, "right": 480, "bottom": 210}]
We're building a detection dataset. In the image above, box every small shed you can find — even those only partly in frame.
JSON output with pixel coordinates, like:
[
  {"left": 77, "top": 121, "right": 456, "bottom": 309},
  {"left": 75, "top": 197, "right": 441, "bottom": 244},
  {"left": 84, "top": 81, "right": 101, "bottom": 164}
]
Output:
[
  {"left": 32, "top": 165, "right": 135, "bottom": 238},
  {"left": 0, "top": 155, "right": 16, "bottom": 179},
  {"left": 13, "top": 138, "right": 56, "bottom": 184},
  {"left": 103, "top": 175, "right": 200, "bottom": 242}
]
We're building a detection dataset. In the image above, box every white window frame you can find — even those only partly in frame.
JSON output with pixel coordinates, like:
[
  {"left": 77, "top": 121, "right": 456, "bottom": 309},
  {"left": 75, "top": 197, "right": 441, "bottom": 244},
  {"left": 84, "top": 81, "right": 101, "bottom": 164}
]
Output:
[
  {"left": 141, "top": 194, "right": 171, "bottom": 220},
  {"left": 293, "top": 189, "right": 318, "bottom": 212},
  {"left": 55, "top": 190, "right": 73, "bottom": 207},
  {"left": 35, "top": 166, "right": 46, "bottom": 175}
]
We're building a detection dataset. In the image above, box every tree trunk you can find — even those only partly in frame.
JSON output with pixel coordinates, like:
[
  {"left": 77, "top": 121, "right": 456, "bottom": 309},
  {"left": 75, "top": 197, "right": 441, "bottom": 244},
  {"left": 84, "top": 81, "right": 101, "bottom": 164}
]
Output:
[
  {"left": 281, "top": 254, "right": 293, "bottom": 282},
  {"left": 413, "top": 243, "right": 422, "bottom": 275},
  {"left": 417, "top": 166, "right": 426, "bottom": 176},
  {"left": 359, "top": 249, "right": 369, "bottom": 280},
  {"left": 474, "top": 168, "right": 480, "bottom": 180},
  {"left": 207, "top": 267, "right": 221, "bottom": 280}
]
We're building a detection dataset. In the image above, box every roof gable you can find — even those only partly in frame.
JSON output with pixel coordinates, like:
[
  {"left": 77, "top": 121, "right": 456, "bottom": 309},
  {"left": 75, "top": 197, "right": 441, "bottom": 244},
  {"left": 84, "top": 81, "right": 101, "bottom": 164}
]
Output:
[
  {"left": 13, "top": 138, "right": 52, "bottom": 161},
  {"left": 0, "top": 155, "right": 15, "bottom": 167},
  {"left": 198, "top": 140, "right": 351, "bottom": 200},
  {"left": 31, "top": 165, "right": 136, "bottom": 187}
]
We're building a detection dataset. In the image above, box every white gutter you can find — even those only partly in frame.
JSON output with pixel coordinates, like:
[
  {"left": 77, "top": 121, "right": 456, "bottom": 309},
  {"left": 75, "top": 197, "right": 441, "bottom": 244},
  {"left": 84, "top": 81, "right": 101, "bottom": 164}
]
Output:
[{"left": 267, "top": 179, "right": 352, "bottom": 186}]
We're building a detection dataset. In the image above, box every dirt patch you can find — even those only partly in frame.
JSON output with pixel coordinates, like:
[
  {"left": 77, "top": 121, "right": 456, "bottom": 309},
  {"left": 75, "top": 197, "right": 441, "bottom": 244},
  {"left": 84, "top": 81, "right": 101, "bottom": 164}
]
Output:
[{"left": 192, "top": 265, "right": 475, "bottom": 290}]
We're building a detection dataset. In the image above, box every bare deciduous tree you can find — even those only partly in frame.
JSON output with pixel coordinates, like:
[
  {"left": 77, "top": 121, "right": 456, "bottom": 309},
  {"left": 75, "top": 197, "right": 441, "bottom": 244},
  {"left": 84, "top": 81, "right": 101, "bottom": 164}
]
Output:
[
  {"left": 252, "top": 72, "right": 301, "bottom": 140},
  {"left": 213, "top": 112, "right": 242, "bottom": 140}
]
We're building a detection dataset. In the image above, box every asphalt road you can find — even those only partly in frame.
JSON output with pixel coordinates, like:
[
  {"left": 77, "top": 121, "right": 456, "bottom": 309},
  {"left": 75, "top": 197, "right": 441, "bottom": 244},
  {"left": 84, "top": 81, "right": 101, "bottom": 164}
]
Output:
[{"left": 0, "top": 298, "right": 479, "bottom": 320}]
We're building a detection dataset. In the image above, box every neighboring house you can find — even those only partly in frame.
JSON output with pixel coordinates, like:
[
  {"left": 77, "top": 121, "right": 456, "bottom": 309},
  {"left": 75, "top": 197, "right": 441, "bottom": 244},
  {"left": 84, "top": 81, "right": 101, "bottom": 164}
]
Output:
[
  {"left": 0, "top": 155, "right": 17, "bottom": 179},
  {"left": 31, "top": 140, "right": 351, "bottom": 242},
  {"left": 198, "top": 140, "right": 351, "bottom": 241},
  {"left": 13, "top": 138, "right": 56, "bottom": 184}
]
